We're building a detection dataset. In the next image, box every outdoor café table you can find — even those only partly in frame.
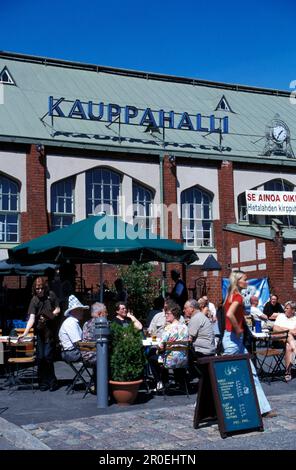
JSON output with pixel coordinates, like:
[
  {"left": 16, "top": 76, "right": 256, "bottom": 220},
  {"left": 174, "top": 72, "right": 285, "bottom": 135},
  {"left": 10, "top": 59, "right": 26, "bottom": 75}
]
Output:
[
  {"left": 0, "top": 336, "right": 9, "bottom": 366},
  {"left": 249, "top": 329, "right": 269, "bottom": 370},
  {"left": 1, "top": 336, "right": 35, "bottom": 387},
  {"left": 142, "top": 338, "right": 161, "bottom": 348}
]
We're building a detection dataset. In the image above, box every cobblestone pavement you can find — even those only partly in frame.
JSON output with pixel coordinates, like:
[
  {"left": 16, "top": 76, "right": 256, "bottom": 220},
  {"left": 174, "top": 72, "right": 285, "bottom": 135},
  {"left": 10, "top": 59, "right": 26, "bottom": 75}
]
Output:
[
  {"left": 1, "top": 362, "right": 296, "bottom": 451},
  {"left": 19, "top": 392, "right": 296, "bottom": 450}
]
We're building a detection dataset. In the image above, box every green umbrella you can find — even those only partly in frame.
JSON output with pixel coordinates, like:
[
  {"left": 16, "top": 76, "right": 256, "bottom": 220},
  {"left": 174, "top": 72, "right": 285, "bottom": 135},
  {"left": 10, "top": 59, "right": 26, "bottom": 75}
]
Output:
[
  {"left": 9, "top": 214, "right": 198, "bottom": 265},
  {"left": 0, "top": 259, "right": 57, "bottom": 275}
]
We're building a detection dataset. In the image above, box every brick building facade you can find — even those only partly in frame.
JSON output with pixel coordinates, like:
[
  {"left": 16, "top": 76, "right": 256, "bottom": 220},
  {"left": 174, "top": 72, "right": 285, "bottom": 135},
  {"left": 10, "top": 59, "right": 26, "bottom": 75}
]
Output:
[{"left": 1, "top": 52, "right": 296, "bottom": 306}]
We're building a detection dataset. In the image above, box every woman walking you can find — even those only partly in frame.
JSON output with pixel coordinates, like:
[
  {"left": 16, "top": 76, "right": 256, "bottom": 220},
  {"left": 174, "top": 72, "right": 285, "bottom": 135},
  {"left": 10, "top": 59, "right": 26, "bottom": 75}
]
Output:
[{"left": 223, "top": 270, "right": 276, "bottom": 418}]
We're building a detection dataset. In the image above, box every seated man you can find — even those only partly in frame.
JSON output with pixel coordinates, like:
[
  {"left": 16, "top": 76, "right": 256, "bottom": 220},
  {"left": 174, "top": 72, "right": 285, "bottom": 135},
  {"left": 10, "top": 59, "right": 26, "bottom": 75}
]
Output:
[
  {"left": 112, "top": 302, "right": 142, "bottom": 331},
  {"left": 58, "top": 295, "right": 89, "bottom": 363},
  {"left": 81, "top": 302, "right": 108, "bottom": 364},
  {"left": 185, "top": 299, "right": 216, "bottom": 358},
  {"left": 146, "top": 296, "right": 165, "bottom": 327},
  {"left": 250, "top": 296, "right": 274, "bottom": 330}
]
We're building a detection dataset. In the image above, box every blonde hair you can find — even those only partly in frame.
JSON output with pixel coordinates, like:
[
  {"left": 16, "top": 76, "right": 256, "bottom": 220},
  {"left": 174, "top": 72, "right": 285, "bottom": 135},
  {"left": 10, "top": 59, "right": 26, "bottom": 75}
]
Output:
[
  {"left": 284, "top": 300, "right": 296, "bottom": 310},
  {"left": 224, "top": 270, "right": 245, "bottom": 304}
]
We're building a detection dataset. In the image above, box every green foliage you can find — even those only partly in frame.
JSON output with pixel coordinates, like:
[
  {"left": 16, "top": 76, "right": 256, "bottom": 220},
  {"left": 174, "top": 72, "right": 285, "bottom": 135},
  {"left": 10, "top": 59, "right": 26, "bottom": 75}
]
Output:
[
  {"left": 117, "top": 262, "right": 160, "bottom": 322},
  {"left": 109, "top": 322, "right": 147, "bottom": 382}
]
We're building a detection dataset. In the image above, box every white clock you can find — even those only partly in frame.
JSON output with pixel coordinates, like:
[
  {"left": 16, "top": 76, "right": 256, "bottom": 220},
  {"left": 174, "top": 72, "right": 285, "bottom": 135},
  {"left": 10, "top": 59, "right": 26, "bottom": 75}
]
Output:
[{"left": 272, "top": 125, "right": 287, "bottom": 143}]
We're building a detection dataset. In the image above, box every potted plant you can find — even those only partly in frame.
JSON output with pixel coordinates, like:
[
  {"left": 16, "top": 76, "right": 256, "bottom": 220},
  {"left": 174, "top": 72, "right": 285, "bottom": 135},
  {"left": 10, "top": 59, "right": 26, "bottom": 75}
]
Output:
[{"left": 109, "top": 322, "right": 146, "bottom": 405}]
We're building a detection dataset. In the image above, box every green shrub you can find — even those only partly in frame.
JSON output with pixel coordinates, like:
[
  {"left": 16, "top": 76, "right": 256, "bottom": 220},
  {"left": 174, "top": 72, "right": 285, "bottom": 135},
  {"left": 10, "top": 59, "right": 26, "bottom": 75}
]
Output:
[
  {"left": 109, "top": 322, "right": 147, "bottom": 382},
  {"left": 117, "top": 262, "right": 160, "bottom": 323}
]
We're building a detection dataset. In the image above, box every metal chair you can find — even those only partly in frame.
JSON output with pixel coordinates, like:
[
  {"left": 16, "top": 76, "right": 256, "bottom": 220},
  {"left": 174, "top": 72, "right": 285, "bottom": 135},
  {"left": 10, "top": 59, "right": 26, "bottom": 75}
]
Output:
[
  {"left": 65, "top": 357, "right": 93, "bottom": 395},
  {"left": 253, "top": 330, "right": 289, "bottom": 384},
  {"left": 77, "top": 341, "right": 96, "bottom": 398},
  {"left": 161, "top": 340, "right": 190, "bottom": 398},
  {"left": 7, "top": 336, "right": 37, "bottom": 391},
  {"left": 61, "top": 344, "right": 93, "bottom": 395}
]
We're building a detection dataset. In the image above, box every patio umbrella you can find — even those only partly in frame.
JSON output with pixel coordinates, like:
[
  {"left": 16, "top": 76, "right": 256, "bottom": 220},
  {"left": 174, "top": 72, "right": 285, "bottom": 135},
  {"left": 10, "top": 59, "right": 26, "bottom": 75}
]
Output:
[
  {"left": 9, "top": 214, "right": 198, "bottom": 265},
  {"left": 0, "top": 259, "right": 57, "bottom": 276}
]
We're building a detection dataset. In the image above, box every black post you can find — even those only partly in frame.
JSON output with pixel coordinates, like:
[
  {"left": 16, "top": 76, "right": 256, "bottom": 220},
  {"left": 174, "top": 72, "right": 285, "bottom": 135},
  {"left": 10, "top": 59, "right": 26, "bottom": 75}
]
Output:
[{"left": 95, "top": 317, "right": 110, "bottom": 408}]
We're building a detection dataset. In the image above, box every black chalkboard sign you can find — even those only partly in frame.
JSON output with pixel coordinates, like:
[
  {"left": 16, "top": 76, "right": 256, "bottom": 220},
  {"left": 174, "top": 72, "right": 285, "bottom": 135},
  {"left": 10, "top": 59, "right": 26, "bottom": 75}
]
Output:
[{"left": 193, "top": 354, "right": 263, "bottom": 438}]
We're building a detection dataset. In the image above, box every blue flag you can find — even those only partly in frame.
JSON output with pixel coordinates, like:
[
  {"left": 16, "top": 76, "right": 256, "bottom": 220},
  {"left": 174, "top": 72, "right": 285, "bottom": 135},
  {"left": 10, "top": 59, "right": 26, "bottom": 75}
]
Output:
[{"left": 222, "top": 277, "right": 270, "bottom": 314}]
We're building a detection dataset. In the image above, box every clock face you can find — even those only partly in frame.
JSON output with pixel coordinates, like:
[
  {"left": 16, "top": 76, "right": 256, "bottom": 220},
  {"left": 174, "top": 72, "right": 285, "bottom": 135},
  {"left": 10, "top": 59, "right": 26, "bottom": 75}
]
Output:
[{"left": 272, "top": 125, "right": 287, "bottom": 143}]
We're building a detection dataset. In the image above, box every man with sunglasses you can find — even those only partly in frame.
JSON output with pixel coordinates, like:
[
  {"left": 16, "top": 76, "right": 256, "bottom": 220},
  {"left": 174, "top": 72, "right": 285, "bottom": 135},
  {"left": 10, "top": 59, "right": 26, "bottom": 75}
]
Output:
[{"left": 19, "top": 277, "right": 60, "bottom": 391}]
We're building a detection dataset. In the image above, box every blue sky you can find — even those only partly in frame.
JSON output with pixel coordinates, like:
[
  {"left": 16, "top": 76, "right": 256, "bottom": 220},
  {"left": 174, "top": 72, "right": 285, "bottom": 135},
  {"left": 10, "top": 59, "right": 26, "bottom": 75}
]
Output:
[{"left": 3, "top": 0, "right": 295, "bottom": 90}]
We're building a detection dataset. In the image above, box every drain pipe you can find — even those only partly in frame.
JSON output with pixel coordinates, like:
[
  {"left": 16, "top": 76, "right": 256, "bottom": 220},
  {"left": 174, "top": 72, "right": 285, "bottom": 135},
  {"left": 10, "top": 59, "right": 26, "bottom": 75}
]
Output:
[{"left": 159, "top": 152, "right": 166, "bottom": 296}]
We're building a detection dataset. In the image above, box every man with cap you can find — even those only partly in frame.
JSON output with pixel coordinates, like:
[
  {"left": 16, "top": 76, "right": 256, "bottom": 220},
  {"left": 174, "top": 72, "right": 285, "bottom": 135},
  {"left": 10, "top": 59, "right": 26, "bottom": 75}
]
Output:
[{"left": 58, "top": 295, "right": 89, "bottom": 363}]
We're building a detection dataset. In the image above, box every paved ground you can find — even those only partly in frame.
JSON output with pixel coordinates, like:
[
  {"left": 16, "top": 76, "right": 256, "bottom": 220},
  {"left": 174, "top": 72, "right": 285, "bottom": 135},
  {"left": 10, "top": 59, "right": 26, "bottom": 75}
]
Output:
[{"left": 0, "top": 361, "right": 296, "bottom": 451}]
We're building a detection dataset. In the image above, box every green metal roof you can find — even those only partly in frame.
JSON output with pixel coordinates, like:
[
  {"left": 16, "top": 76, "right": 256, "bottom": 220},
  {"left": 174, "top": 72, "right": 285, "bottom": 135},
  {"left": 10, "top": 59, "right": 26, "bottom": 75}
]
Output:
[
  {"left": 224, "top": 223, "right": 296, "bottom": 243},
  {"left": 224, "top": 224, "right": 275, "bottom": 240},
  {"left": 1, "top": 51, "right": 296, "bottom": 163}
]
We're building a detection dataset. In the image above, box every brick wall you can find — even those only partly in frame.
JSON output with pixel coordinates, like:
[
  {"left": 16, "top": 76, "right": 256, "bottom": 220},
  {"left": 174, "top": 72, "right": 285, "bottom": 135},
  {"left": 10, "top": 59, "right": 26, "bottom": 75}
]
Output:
[{"left": 21, "top": 144, "right": 49, "bottom": 242}]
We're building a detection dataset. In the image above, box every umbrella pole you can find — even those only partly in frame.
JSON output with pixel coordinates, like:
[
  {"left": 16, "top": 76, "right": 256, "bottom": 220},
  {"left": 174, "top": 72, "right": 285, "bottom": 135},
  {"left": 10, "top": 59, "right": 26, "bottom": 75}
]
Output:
[{"left": 99, "top": 260, "right": 103, "bottom": 303}]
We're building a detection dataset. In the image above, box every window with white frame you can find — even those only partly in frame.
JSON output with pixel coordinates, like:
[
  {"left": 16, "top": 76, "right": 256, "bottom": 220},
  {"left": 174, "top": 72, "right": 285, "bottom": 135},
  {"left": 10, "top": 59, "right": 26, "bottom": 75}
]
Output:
[
  {"left": 132, "top": 182, "right": 154, "bottom": 232},
  {"left": 0, "top": 175, "right": 19, "bottom": 242},
  {"left": 181, "top": 186, "right": 213, "bottom": 248},
  {"left": 238, "top": 179, "right": 296, "bottom": 226},
  {"left": 51, "top": 177, "right": 75, "bottom": 231},
  {"left": 86, "top": 168, "right": 120, "bottom": 216}
]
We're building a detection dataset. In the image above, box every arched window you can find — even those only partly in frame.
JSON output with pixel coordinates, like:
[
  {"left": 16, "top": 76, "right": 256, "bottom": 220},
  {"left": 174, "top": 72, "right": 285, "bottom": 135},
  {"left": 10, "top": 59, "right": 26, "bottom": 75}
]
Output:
[
  {"left": 86, "top": 168, "right": 120, "bottom": 216},
  {"left": 181, "top": 186, "right": 213, "bottom": 247},
  {"left": 0, "top": 175, "right": 20, "bottom": 242},
  {"left": 238, "top": 179, "right": 296, "bottom": 226},
  {"left": 132, "top": 182, "right": 154, "bottom": 232},
  {"left": 51, "top": 177, "right": 75, "bottom": 231}
]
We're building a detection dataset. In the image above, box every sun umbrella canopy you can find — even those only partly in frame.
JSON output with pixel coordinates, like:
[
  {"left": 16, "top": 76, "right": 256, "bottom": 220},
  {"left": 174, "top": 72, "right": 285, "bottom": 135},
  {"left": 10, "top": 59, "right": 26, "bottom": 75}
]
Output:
[
  {"left": 0, "top": 259, "right": 57, "bottom": 275},
  {"left": 9, "top": 214, "right": 198, "bottom": 265}
]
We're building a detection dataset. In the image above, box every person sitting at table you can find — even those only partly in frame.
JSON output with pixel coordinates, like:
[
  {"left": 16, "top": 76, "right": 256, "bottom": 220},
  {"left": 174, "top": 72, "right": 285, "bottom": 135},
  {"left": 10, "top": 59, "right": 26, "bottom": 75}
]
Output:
[
  {"left": 146, "top": 296, "right": 165, "bottom": 327},
  {"left": 184, "top": 299, "right": 216, "bottom": 358},
  {"left": 202, "top": 295, "right": 217, "bottom": 323},
  {"left": 81, "top": 302, "right": 108, "bottom": 364},
  {"left": 273, "top": 300, "right": 296, "bottom": 382},
  {"left": 58, "top": 295, "right": 89, "bottom": 363},
  {"left": 148, "top": 298, "right": 185, "bottom": 337},
  {"left": 263, "top": 294, "right": 284, "bottom": 320},
  {"left": 250, "top": 296, "right": 267, "bottom": 321},
  {"left": 148, "top": 302, "right": 189, "bottom": 391},
  {"left": 112, "top": 302, "right": 142, "bottom": 331}
]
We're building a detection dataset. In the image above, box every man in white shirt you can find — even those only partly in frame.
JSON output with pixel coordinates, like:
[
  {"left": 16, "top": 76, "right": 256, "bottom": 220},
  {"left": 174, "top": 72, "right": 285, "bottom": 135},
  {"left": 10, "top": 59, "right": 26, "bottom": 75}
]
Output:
[
  {"left": 59, "top": 295, "right": 89, "bottom": 363},
  {"left": 250, "top": 296, "right": 268, "bottom": 321}
]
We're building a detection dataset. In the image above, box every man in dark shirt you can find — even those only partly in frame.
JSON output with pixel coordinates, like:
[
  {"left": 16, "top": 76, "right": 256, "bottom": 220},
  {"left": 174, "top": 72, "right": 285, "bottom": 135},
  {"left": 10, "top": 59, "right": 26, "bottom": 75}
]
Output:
[
  {"left": 170, "top": 269, "right": 188, "bottom": 309},
  {"left": 112, "top": 302, "right": 142, "bottom": 330},
  {"left": 263, "top": 294, "right": 284, "bottom": 320}
]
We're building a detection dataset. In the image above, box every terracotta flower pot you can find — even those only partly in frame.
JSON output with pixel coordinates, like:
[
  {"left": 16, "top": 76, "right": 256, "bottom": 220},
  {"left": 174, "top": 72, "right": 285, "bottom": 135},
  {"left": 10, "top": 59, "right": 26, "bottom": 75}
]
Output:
[{"left": 109, "top": 379, "right": 143, "bottom": 406}]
